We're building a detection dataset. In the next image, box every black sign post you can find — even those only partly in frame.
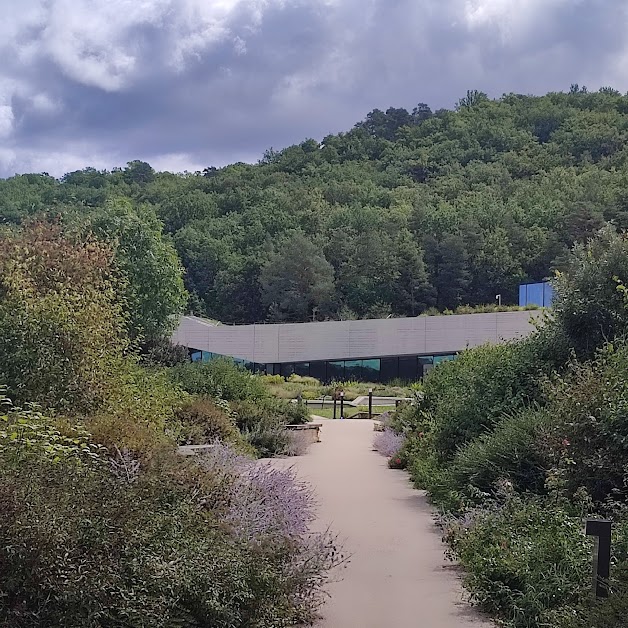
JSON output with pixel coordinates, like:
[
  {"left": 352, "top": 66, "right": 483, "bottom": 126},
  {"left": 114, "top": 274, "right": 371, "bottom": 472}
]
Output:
[
  {"left": 340, "top": 391, "right": 345, "bottom": 420},
  {"left": 586, "top": 519, "right": 612, "bottom": 598},
  {"left": 368, "top": 388, "right": 373, "bottom": 419}
]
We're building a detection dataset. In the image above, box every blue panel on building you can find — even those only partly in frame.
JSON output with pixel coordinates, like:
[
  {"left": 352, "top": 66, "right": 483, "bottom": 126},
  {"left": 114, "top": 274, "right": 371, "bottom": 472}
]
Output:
[
  {"left": 519, "top": 285, "right": 527, "bottom": 307},
  {"left": 528, "top": 283, "right": 544, "bottom": 307},
  {"left": 519, "top": 282, "right": 553, "bottom": 307}
]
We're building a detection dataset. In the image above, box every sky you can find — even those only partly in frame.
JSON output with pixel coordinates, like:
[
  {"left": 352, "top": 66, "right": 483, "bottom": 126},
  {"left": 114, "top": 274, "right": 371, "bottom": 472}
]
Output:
[{"left": 1, "top": 0, "right": 627, "bottom": 178}]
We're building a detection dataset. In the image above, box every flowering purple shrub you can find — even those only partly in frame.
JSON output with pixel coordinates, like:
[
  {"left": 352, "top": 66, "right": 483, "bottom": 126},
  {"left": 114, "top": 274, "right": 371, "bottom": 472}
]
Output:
[
  {"left": 200, "top": 442, "right": 347, "bottom": 618},
  {"left": 201, "top": 441, "right": 314, "bottom": 540},
  {"left": 374, "top": 428, "right": 405, "bottom": 458}
]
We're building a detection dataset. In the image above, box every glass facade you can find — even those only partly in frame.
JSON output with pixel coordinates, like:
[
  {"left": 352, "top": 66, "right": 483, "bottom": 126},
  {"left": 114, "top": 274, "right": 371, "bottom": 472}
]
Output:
[
  {"left": 271, "top": 354, "right": 457, "bottom": 383},
  {"left": 188, "top": 348, "right": 457, "bottom": 384}
]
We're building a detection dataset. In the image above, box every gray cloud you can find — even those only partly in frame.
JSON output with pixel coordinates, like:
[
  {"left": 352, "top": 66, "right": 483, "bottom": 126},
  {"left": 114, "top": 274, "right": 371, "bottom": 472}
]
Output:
[{"left": 1, "top": 0, "right": 627, "bottom": 177}]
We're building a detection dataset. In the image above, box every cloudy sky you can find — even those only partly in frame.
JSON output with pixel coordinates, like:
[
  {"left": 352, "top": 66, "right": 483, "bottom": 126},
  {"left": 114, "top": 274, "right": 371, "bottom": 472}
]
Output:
[{"left": 1, "top": 0, "right": 626, "bottom": 177}]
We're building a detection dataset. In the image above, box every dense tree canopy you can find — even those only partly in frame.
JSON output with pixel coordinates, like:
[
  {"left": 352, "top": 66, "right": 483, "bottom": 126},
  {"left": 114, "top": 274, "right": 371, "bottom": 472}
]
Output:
[{"left": 3, "top": 87, "right": 628, "bottom": 323}]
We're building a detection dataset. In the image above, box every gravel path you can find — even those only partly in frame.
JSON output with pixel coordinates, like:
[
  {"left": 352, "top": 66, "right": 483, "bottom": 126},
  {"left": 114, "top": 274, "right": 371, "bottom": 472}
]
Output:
[{"left": 279, "top": 418, "right": 493, "bottom": 628}]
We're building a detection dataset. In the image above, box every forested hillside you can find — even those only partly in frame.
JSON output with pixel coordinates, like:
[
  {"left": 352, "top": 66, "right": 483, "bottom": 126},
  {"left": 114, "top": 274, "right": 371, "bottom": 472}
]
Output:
[{"left": 3, "top": 86, "right": 628, "bottom": 324}]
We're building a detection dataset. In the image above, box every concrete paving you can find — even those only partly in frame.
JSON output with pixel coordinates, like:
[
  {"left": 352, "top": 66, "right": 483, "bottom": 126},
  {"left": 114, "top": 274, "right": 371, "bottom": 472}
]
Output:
[{"left": 279, "top": 418, "right": 493, "bottom": 628}]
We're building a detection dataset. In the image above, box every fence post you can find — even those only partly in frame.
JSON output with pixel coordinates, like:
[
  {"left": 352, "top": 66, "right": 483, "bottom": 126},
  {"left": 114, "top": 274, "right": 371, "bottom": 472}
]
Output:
[
  {"left": 333, "top": 396, "right": 337, "bottom": 420},
  {"left": 340, "top": 391, "right": 345, "bottom": 420},
  {"left": 586, "top": 519, "right": 612, "bottom": 598},
  {"left": 368, "top": 388, "right": 373, "bottom": 419}
]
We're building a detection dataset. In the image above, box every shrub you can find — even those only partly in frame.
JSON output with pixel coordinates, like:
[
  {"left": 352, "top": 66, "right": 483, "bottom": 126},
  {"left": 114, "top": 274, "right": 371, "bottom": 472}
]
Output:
[
  {"left": 287, "top": 374, "right": 320, "bottom": 386},
  {"left": 451, "top": 409, "right": 550, "bottom": 496},
  {"left": 373, "top": 429, "right": 405, "bottom": 458},
  {"left": 545, "top": 342, "right": 628, "bottom": 506},
  {"left": 260, "top": 374, "right": 284, "bottom": 385},
  {"left": 86, "top": 363, "right": 184, "bottom": 458},
  {"left": 175, "top": 397, "right": 240, "bottom": 445},
  {"left": 232, "top": 400, "right": 289, "bottom": 457},
  {"left": 199, "top": 443, "right": 346, "bottom": 619},
  {"left": 170, "top": 358, "right": 268, "bottom": 402},
  {"left": 423, "top": 326, "right": 568, "bottom": 461},
  {"left": 444, "top": 493, "right": 591, "bottom": 628},
  {"left": 279, "top": 399, "right": 310, "bottom": 425},
  {"left": 0, "top": 222, "right": 129, "bottom": 413},
  {"left": 552, "top": 226, "right": 628, "bottom": 359},
  {"left": 139, "top": 335, "right": 189, "bottom": 366},
  {"left": 0, "top": 408, "right": 343, "bottom": 627}
]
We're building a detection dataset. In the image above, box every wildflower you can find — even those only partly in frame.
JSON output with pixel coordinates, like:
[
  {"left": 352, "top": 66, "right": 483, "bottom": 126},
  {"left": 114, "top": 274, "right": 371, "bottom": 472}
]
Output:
[{"left": 374, "top": 429, "right": 405, "bottom": 458}]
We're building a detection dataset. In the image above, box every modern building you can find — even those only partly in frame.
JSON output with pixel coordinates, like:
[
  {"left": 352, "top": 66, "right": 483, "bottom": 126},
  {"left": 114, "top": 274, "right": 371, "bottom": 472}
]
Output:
[
  {"left": 172, "top": 309, "right": 542, "bottom": 383},
  {"left": 519, "top": 281, "right": 554, "bottom": 308}
]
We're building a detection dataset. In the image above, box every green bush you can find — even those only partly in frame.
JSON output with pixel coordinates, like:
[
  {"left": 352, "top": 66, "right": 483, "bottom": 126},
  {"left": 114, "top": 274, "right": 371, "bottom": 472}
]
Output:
[
  {"left": 445, "top": 494, "right": 591, "bottom": 628},
  {"left": 544, "top": 342, "right": 628, "bottom": 506},
  {"left": 170, "top": 358, "right": 268, "bottom": 402},
  {"left": 175, "top": 396, "right": 240, "bottom": 445},
  {"left": 232, "top": 400, "right": 291, "bottom": 457},
  {"left": 0, "top": 222, "right": 130, "bottom": 414},
  {"left": 452, "top": 408, "right": 550, "bottom": 496},
  {"left": 423, "top": 326, "right": 568, "bottom": 461},
  {"left": 552, "top": 227, "right": 628, "bottom": 359},
  {"left": 260, "top": 374, "right": 284, "bottom": 385},
  {"left": 0, "top": 403, "right": 338, "bottom": 627}
]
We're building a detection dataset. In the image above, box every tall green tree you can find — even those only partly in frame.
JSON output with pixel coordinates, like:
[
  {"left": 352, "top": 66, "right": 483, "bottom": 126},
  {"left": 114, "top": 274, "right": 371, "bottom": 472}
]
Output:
[
  {"left": 424, "top": 234, "right": 470, "bottom": 309},
  {"left": 84, "top": 199, "right": 187, "bottom": 340},
  {"left": 260, "top": 232, "right": 335, "bottom": 322}
]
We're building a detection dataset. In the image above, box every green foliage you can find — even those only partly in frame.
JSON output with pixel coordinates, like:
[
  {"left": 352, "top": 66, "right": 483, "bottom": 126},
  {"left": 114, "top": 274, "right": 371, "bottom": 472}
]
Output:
[
  {"left": 452, "top": 408, "right": 550, "bottom": 496},
  {"left": 0, "top": 216, "right": 339, "bottom": 627},
  {"left": 86, "top": 363, "right": 184, "bottom": 458},
  {"left": 80, "top": 198, "right": 187, "bottom": 340},
  {"left": 7, "top": 88, "right": 628, "bottom": 323},
  {"left": 422, "top": 332, "right": 561, "bottom": 461},
  {"left": 261, "top": 231, "right": 335, "bottom": 322},
  {"left": 0, "top": 393, "right": 104, "bottom": 465},
  {"left": 397, "top": 227, "right": 628, "bottom": 627},
  {"left": 232, "top": 400, "right": 290, "bottom": 458},
  {"left": 170, "top": 359, "right": 268, "bottom": 402},
  {"left": 0, "top": 222, "right": 129, "bottom": 413},
  {"left": 139, "top": 336, "right": 190, "bottom": 367},
  {"left": 175, "top": 396, "right": 241, "bottom": 445},
  {"left": 546, "top": 342, "right": 628, "bottom": 506},
  {"left": 232, "top": 398, "right": 309, "bottom": 457},
  {"left": 552, "top": 227, "right": 628, "bottom": 358},
  {"left": 444, "top": 494, "right": 591, "bottom": 628},
  {"left": 0, "top": 444, "right": 322, "bottom": 627}
]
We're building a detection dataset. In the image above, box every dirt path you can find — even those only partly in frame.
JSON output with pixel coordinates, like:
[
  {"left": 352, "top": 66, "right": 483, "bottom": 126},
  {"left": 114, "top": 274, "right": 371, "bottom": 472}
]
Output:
[{"left": 281, "top": 418, "right": 492, "bottom": 628}]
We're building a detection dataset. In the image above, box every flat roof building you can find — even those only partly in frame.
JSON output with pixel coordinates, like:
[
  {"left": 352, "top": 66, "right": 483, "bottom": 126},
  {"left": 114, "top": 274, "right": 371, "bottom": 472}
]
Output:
[{"left": 172, "top": 309, "right": 542, "bottom": 383}]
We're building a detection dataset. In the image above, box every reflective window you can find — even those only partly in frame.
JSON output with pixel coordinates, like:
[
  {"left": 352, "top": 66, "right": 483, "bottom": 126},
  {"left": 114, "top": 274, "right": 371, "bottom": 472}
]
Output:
[
  {"left": 294, "top": 362, "right": 310, "bottom": 377},
  {"left": 418, "top": 356, "right": 434, "bottom": 379},
  {"left": 327, "top": 361, "right": 345, "bottom": 382},
  {"left": 434, "top": 355, "right": 455, "bottom": 365},
  {"left": 267, "top": 364, "right": 281, "bottom": 376},
  {"left": 362, "top": 359, "right": 381, "bottom": 382},
  {"left": 281, "top": 363, "right": 296, "bottom": 377},
  {"left": 399, "top": 355, "right": 419, "bottom": 381},
  {"left": 309, "top": 361, "right": 326, "bottom": 382},
  {"left": 344, "top": 360, "right": 362, "bottom": 381},
  {"left": 191, "top": 350, "right": 202, "bottom": 362},
  {"left": 380, "top": 357, "right": 398, "bottom": 382}
]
